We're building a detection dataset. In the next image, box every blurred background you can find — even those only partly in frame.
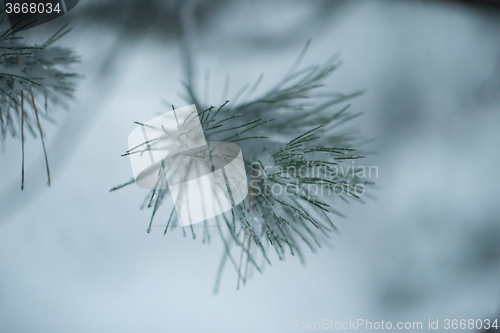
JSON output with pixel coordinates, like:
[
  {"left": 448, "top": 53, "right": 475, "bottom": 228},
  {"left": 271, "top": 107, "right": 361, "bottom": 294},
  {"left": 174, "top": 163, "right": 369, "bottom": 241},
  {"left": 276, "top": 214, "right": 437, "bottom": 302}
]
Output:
[{"left": 0, "top": 0, "right": 500, "bottom": 332}]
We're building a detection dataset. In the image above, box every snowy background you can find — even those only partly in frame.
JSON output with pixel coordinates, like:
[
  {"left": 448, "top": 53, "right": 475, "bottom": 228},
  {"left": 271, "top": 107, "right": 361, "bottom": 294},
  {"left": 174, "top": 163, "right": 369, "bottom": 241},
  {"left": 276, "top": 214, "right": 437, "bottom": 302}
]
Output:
[{"left": 1, "top": 0, "right": 500, "bottom": 332}]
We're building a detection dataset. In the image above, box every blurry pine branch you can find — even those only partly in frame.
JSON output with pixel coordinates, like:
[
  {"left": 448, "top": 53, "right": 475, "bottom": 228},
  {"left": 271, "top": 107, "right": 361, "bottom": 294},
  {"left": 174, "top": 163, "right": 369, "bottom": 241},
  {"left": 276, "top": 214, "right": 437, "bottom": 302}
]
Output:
[{"left": 0, "top": 16, "right": 81, "bottom": 189}]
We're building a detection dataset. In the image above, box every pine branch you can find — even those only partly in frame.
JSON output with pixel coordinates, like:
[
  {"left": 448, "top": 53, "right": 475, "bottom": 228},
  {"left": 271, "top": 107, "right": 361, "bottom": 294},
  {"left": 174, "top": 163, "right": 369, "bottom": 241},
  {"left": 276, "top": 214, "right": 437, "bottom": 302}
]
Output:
[
  {"left": 0, "top": 16, "right": 81, "bottom": 189},
  {"left": 113, "top": 44, "right": 375, "bottom": 292}
]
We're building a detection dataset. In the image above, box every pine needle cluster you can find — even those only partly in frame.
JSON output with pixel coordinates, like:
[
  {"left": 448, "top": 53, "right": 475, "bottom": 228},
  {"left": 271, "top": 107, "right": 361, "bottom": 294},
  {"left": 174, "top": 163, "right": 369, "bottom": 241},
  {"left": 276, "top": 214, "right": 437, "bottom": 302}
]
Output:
[
  {"left": 0, "top": 16, "right": 80, "bottom": 189},
  {"left": 113, "top": 44, "right": 374, "bottom": 291}
]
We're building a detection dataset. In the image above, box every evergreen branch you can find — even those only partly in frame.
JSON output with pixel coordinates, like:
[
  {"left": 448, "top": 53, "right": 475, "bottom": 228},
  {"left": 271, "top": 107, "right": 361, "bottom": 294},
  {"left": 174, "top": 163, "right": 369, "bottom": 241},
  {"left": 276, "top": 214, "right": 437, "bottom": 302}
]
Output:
[{"left": 113, "top": 42, "right": 375, "bottom": 291}]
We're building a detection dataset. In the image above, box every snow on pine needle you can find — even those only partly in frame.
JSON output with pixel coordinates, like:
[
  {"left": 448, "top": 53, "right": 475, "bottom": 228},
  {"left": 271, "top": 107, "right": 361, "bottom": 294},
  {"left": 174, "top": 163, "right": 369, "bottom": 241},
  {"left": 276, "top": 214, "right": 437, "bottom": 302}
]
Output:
[{"left": 113, "top": 46, "right": 374, "bottom": 292}]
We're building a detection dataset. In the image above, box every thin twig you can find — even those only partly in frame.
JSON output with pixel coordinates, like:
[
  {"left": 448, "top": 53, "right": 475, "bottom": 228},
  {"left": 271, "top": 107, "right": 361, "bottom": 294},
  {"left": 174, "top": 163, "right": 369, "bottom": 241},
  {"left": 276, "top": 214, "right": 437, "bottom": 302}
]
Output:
[
  {"left": 236, "top": 230, "right": 248, "bottom": 290},
  {"left": 21, "top": 90, "right": 24, "bottom": 190},
  {"left": 30, "top": 89, "right": 50, "bottom": 186}
]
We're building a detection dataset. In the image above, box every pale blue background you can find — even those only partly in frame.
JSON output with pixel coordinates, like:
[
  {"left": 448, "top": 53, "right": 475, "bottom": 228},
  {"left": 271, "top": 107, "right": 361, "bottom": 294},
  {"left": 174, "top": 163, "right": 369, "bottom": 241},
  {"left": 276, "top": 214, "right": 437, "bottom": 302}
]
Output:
[{"left": 1, "top": 1, "right": 499, "bottom": 332}]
